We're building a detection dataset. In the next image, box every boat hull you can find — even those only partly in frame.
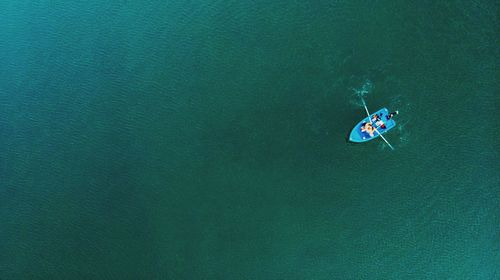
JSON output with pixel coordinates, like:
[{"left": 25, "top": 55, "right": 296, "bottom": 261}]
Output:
[{"left": 349, "top": 108, "right": 396, "bottom": 143}]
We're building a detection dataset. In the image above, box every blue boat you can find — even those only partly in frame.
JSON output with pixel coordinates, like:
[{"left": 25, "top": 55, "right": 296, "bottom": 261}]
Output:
[{"left": 349, "top": 107, "right": 397, "bottom": 143}]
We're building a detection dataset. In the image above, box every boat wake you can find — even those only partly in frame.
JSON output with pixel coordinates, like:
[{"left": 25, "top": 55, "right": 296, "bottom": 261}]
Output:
[{"left": 349, "top": 78, "right": 373, "bottom": 107}]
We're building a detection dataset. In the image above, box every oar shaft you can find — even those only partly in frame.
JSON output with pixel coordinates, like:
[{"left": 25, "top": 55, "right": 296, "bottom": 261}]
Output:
[
  {"left": 374, "top": 128, "right": 394, "bottom": 150},
  {"left": 361, "top": 99, "right": 371, "bottom": 118}
]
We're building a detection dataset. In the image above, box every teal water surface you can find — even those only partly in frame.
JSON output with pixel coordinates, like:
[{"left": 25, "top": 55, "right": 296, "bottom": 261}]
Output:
[{"left": 1, "top": 1, "right": 498, "bottom": 279}]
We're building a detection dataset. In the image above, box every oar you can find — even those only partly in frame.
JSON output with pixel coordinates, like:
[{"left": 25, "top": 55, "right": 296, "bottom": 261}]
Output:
[
  {"left": 361, "top": 98, "right": 370, "bottom": 117},
  {"left": 361, "top": 98, "right": 395, "bottom": 150},
  {"left": 373, "top": 127, "right": 395, "bottom": 150}
]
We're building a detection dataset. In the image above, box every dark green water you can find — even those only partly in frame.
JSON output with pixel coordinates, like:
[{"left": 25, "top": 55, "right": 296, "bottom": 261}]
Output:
[{"left": 1, "top": 1, "right": 498, "bottom": 279}]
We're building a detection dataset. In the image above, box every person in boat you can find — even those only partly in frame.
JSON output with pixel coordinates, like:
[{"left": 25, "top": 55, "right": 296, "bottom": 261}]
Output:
[
  {"left": 371, "top": 114, "right": 387, "bottom": 129},
  {"left": 361, "top": 122, "right": 375, "bottom": 137},
  {"left": 376, "top": 120, "right": 387, "bottom": 129}
]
